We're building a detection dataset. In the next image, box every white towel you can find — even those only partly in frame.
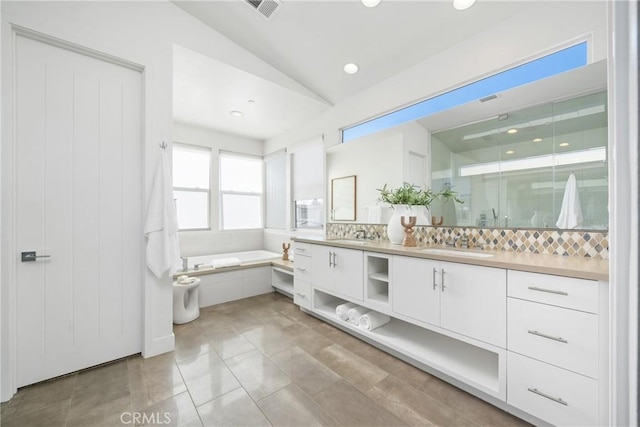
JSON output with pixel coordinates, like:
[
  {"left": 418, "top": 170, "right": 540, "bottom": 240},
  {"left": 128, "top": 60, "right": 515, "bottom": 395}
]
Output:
[
  {"left": 556, "top": 173, "right": 583, "bottom": 229},
  {"left": 145, "top": 150, "right": 181, "bottom": 278},
  {"left": 348, "top": 306, "right": 369, "bottom": 325},
  {"left": 336, "top": 302, "right": 358, "bottom": 321},
  {"left": 211, "top": 257, "right": 242, "bottom": 268},
  {"left": 358, "top": 312, "right": 391, "bottom": 331}
]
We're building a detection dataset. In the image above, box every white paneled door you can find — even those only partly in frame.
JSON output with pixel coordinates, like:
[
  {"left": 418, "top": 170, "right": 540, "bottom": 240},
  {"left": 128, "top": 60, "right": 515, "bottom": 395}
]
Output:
[{"left": 14, "top": 34, "right": 143, "bottom": 387}]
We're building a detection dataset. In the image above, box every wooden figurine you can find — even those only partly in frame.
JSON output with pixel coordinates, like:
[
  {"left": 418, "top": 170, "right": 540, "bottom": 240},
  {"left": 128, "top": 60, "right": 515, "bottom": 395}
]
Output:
[
  {"left": 282, "top": 243, "right": 291, "bottom": 261},
  {"left": 431, "top": 216, "right": 444, "bottom": 226},
  {"left": 401, "top": 216, "right": 417, "bottom": 247}
]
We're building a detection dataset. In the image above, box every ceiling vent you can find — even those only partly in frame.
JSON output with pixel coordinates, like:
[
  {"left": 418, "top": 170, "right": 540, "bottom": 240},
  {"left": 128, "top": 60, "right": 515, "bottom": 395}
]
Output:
[{"left": 245, "top": 0, "right": 282, "bottom": 19}]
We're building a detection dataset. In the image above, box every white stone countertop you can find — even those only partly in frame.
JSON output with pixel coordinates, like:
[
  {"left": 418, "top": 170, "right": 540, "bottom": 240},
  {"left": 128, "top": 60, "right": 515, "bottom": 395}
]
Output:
[{"left": 292, "top": 236, "right": 609, "bottom": 281}]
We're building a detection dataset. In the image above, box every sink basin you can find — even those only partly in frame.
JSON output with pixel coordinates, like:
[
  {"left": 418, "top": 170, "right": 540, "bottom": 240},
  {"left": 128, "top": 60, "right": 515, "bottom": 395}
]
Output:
[
  {"left": 420, "top": 248, "right": 494, "bottom": 258},
  {"left": 328, "top": 239, "right": 371, "bottom": 246}
]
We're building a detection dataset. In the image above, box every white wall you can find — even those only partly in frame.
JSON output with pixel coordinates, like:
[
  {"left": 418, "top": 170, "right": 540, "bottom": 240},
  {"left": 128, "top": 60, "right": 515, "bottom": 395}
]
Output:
[
  {"left": 0, "top": 0, "right": 306, "bottom": 402},
  {"left": 173, "top": 122, "right": 264, "bottom": 257}
]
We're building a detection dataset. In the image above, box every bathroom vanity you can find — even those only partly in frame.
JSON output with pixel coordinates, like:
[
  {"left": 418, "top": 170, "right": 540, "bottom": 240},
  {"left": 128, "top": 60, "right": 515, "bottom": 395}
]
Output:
[{"left": 291, "top": 237, "right": 609, "bottom": 427}]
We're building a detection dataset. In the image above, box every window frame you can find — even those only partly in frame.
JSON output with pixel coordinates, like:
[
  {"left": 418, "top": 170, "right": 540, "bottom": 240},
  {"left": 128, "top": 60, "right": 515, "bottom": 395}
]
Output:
[
  {"left": 172, "top": 142, "right": 212, "bottom": 231},
  {"left": 219, "top": 151, "right": 264, "bottom": 231}
]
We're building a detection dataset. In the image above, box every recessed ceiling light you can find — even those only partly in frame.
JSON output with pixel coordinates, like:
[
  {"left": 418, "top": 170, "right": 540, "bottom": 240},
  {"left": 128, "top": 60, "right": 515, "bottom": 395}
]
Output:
[
  {"left": 507, "top": 128, "right": 518, "bottom": 134},
  {"left": 344, "top": 63, "right": 359, "bottom": 74},
  {"left": 533, "top": 138, "right": 543, "bottom": 143},
  {"left": 229, "top": 110, "right": 244, "bottom": 117},
  {"left": 362, "top": 0, "right": 381, "bottom": 7},
  {"left": 248, "top": 100, "right": 255, "bottom": 104},
  {"left": 453, "top": 0, "right": 477, "bottom": 11},
  {"left": 559, "top": 142, "right": 570, "bottom": 147},
  {"left": 506, "top": 150, "right": 515, "bottom": 155}
]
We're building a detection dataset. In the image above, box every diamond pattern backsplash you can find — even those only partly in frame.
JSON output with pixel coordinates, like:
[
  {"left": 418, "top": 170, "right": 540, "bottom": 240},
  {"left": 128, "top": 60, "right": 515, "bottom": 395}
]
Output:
[{"left": 325, "top": 223, "right": 608, "bottom": 259}]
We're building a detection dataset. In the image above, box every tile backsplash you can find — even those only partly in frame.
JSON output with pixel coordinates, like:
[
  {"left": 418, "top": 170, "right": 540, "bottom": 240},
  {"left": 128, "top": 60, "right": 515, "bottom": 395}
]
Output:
[{"left": 326, "top": 223, "right": 608, "bottom": 259}]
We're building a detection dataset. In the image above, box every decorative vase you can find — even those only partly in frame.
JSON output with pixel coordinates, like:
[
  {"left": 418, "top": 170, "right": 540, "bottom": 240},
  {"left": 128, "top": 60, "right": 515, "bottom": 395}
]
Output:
[{"left": 387, "top": 205, "right": 430, "bottom": 244}]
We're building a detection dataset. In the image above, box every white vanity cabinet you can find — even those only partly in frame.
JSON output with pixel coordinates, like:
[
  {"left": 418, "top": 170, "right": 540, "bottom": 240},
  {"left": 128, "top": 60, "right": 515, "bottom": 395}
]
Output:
[
  {"left": 293, "top": 243, "right": 313, "bottom": 309},
  {"left": 311, "top": 244, "right": 363, "bottom": 301},
  {"left": 506, "top": 270, "right": 607, "bottom": 426},
  {"left": 392, "top": 256, "right": 507, "bottom": 348}
]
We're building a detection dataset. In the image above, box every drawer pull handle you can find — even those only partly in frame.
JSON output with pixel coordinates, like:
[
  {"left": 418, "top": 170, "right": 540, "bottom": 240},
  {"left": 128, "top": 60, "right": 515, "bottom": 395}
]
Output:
[
  {"left": 527, "top": 388, "right": 568, "bottom": 406},
  {"left": 528, "top": 286, "right": 568, "bottom": 296},
  {"left": 528, "top": 330, "right": 568, "bottom": 344},
  {"left": 295, "top": 292, "right": 306, "bottom": 298},
  {"left": 295, "top": 267, "right": 306, "bottom": 272},
  {"left": 297, "top": 248, "right": 307, "bottom": 252}
]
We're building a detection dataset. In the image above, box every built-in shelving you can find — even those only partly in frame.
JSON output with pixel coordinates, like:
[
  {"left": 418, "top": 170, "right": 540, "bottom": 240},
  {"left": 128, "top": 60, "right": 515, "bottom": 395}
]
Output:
[
  {"left": 365, "top": 253, "right": 391, "bottom": 310},
  {"left": 272, "top": 267, "right": 293, "bottom": 297},
  {"left": 312, "top": 289, "right": 501, "bottom": 397}
]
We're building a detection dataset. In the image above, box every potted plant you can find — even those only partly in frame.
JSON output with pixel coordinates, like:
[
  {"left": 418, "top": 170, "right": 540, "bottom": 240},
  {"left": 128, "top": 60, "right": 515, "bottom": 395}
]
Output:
[{"left": 377, "top": 183, "right": 462, "bottom": 244}]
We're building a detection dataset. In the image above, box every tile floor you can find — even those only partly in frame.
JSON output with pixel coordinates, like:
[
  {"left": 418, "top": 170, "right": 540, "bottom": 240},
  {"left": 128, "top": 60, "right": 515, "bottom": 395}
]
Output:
[{"left": 1, "top": 292, "right": 531, "bottom": 427}]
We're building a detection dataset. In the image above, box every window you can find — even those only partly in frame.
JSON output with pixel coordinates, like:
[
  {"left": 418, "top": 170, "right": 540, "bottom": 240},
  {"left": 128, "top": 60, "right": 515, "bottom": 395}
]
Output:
[
  {"left": 173, "top": 143, "right": 211, "bottom": 230},
  {"left": 220, "top": 152, "right": 263, "bottom": 230},
  {"left": 342, "top": 41, "right": 588, "bottom": 142},
  {"left": 291, "top": 136, "right": 324, "bottom": 230},
  {"left": 264, "top": 149, "right": 287, "bottom": 229}
]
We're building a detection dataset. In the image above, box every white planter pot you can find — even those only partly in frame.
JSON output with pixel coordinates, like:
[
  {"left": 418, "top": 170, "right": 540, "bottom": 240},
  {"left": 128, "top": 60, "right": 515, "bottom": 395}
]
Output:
[{"left": 387, "top": 205, "right": 430, "bottom": 245}]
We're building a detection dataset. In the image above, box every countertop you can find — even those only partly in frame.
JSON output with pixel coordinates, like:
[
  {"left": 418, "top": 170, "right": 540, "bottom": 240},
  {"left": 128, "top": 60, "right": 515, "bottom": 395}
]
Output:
[
  {"left": 173, "top": 258, "right": 294, "bottom": 279},
  {"left": 292, "top": 236, "right": 609, "bottom": 281}
]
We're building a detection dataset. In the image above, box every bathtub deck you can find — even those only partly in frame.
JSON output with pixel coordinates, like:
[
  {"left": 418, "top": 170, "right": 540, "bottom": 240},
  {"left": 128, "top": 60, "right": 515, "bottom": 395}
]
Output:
[{"left": 174, "top": 258, "right": 293, "bottom": 279}]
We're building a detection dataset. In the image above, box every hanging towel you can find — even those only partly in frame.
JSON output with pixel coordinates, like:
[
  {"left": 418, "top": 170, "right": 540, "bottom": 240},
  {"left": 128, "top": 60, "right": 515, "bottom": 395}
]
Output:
[
  {"left": 358, "top": 311, "right": 391, "bottom": 331},
  {"left": 556, "top": 172, "right": 584, "bottom": 229},
  {"left": 336, "top": 302, "right": 358, "bottom": 321},
  {"left": 145, "top": 150, "right": 181, "bottom": 278}
]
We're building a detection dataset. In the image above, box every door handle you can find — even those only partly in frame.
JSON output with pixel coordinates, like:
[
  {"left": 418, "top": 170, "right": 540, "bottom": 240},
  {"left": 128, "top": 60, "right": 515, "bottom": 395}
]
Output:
[
  {"left": 432, "top": 267, "right": 438, "bottom": 290},
  {"left": 21, "top": 251, "right": 52, "bottom": 262},
  {"left": 441, "top": 268, "right": 446, "bottom": 292}
]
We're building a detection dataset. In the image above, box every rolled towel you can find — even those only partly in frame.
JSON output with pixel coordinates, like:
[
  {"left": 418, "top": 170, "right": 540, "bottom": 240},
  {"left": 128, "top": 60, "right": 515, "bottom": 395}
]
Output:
[
  {"left": 358, "top": 311, "right": 391, "bottom": 331},
  {"left": 336, "top": 302, "right": 358, "bottom": 321},
  {"left": 348, "top": 306, "right": 369, "bottom": 325},
  {"left": 211, "top": 257, "right": 242, "bottom": 268}
]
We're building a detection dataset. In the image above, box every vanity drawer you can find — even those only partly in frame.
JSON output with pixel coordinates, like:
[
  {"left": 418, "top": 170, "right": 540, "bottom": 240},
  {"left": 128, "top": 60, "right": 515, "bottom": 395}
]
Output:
[
  {"left": 293, "top": 254, "right": 312, "bottom": 282},
  {"left": 507, "top": 352, "right": 598, "bottom": 427},
  {"left": 294, "top": 242, "right": 312, "bottom": 256},
  {"left": 508, "top": 298, "right": 598, "bottom": 378},
  {"left": 508, "top": 270, "right": 598, "bottom": 313},
  {"left": 293, "top": 279, "right": 312, "bottom": 309}
]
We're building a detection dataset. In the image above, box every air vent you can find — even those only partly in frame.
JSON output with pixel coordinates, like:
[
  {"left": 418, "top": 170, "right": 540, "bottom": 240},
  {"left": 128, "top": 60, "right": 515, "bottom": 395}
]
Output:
[
  {"left": 479, "top": 94, "right": 498, "bottom": 103},
  {"left": 245, "top": 0, "right": 282, "bottom": 19}
]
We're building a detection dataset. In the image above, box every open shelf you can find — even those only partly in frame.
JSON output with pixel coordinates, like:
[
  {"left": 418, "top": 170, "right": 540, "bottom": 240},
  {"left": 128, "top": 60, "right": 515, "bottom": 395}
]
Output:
[
  {"left": 365, "top": 253, "right": 391, "bottom": 308},
  {"left": 272, "top": 267, "right": 294, "bottom": 297},
  {"left": 313, "top": 289, "right": 501, "bottom": 396}
]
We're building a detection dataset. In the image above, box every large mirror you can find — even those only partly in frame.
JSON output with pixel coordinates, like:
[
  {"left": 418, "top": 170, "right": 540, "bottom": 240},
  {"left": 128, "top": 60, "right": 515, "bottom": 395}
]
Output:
[{"left": 326, "top": 59, "right": 608, "bottom": 231}]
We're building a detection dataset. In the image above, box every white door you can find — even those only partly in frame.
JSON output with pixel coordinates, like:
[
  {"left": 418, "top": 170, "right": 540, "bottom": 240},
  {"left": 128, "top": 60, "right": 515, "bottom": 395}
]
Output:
[
  {"left": 15, "top": 34, "right": 143, "bottom": 387},
  {"left": 332, "top": 248, "right": 363, "bottom": 301}
]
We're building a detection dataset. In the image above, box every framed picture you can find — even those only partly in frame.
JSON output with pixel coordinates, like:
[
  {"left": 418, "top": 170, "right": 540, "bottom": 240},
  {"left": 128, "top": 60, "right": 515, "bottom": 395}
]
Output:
[{"left": 331, "top": 175, "right": 356, "bottom": 221}]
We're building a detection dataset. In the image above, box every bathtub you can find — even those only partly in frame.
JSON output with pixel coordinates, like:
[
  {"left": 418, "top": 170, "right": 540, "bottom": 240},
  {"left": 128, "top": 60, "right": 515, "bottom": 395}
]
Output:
[
  {"left": 186, "top": 250, "right": 281, "bottom": 269},
  {"left": 182, "top": 250, "right": 283, "bottom": 308}
]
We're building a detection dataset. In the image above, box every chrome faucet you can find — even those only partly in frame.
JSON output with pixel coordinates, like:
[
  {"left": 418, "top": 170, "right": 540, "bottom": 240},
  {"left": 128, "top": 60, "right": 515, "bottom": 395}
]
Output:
[
  {"left": 354, "top": 229, "right": 367, "bottom": 240},
  {"left": 193, "top": 263, "right": 204, "bottom": 271},
  {"left": 460, "top": 235, "right": 470, "bottom": 249}
]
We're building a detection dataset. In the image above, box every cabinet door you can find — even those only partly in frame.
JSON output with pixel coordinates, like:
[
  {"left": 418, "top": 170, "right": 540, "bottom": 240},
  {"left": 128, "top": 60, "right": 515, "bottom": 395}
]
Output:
[
  {"left": 440, "top": 262, "right": 507, "bottom": 347},
  {"left": 311, "top": 245, "right": 334, "bottom": 292},
  {"left": 332, "top": 248, "right": 363, "bottom": 301},
  {"left": 392, "top": 256, "right": 440, "bottom": 325}
]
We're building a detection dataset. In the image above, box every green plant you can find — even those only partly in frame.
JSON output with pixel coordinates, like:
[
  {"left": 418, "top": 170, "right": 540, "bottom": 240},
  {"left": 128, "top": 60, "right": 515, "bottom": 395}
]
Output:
[{"left": 376, "top": 182, "right": 463, "bottom": 208}]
